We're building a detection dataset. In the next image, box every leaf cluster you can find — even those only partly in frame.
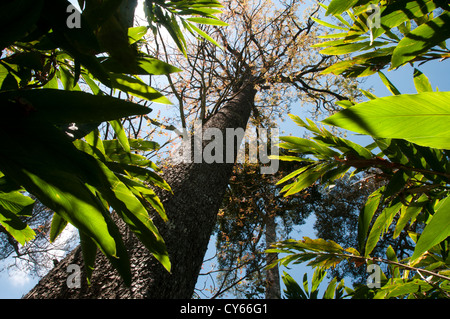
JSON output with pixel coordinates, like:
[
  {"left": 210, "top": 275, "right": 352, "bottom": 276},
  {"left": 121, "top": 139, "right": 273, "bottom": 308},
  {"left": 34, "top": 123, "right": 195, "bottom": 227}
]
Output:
[
  {"left": 269, "top": 0, "right": 450, "bottom": 299},
  {"left": 314, "top": 0, "right": 450, "bottom": 77},
  {"left": 0, "top": 0, "right": 226, "bottom": 286}
]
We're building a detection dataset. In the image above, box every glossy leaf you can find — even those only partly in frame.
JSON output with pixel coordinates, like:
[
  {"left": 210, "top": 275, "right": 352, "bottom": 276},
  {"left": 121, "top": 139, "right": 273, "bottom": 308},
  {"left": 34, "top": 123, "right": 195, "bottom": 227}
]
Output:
[
  {"left": 0, "top": 119, "right": 132, "bottom": 284},
  {"left": 325, "top": 0, "right": 359, "bottom": 16},
  {"left": 391, "top": 12, "right": 450, "bottom": 68},
  {"left": 49, "top": 213, "right": 68, "bottom": 243},
  {"left": 153, "top": 6, "right": 187, "bottom": 57},
  {"left": 371, "top": 0, "right": 437, "bottom": 40},
  {"left": 0, "top": 89, "right": 152, "bottom": 124},
  {"left": 394, "top": 194, "right": 428, "bottom": 238},
  {"left": 319, "top": 42, "right": 375, "bottom": 55},
  {"left": 103, "top": 139, "right": 160, "bottom": 154},
  {"left": 186, "top": 17, "right": 228, "bottom": 26},
  {"left": 71, "top": 138, "right": 170, "bottom": 270},
  {"left": 128, "top": 26, "right": 148, "bottom": 44},
  {"left": 378, "top": 71, "right": 400, "bottom": 95},
  {"left": 186, "top": 21, "right": 224, "bottom": 50},
  {"left": 358, "top": 186, "right": 383, "bottom": 253},
  {"left": 412, "top": 195, "right": 450, "bottom": 261},
  {"left": 321, "top": 47, "right": 394, "bottom": 77},
  {"left": 413, "top": 68, "right": 433, "bottom": 93},
  {"left": 109, "top": 120, "right": 131, "bottom": 154},
  {"left": 311, "top": 17, "right": 348, "bottom": 31},
  {"left": 118, "top": 176, "right": 167, "bottom": 222},
  {"left": 365, "top": 199, "right": 403, "bottom": 256},
  {"left": 94, "top": 159, "right": 171, "bottom": 272},
  {"left": 375, "top": 279, "right": 433, "bottom": 298},
  {"left": 111, "top": 74, "right": 172, "bottom": 104},
  {"left": 323, "top": 277, "right": 339, "bottom": 299},
  {"left": 101, "top": 56, "right": 182, "bottom": 75},
  {"left": 107, "top": 162, "right": 172, "bottom": 193},
  {"left": 0, "top": 191, "right": 35, "bottom": 245},
  {"left": 282, "top": 272, "right": 308, "bottom": 299},
  {"left": 79, "top": 230, "right": 98, "bottom": 286}
]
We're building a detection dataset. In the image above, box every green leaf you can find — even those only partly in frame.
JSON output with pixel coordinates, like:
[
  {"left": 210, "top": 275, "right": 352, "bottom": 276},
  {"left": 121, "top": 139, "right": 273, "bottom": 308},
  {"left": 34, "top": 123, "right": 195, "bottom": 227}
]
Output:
[
  {"left": 378, "top": 71, "right": 400, "bottom": 95},
  {"left": 153, "top": 7, "right": 187, "bottom": 57},
  {"left": 109, "top": 120, "right": 131, "bottom": 154},
  {"left": 375, "top": 279, "right": 433, "bottom": 298},
  {"left": 0, "top": 191, "right": 35, "bottom": 245},
  {"left": 358, "top": 186, "right": 383, "bottom": 253},
  {"left": 104, "top": 139, "right": 160, "bottom": 154},
  {"left": 128, "top": 26, "right": 148, "bottom": 44},
  {"left": 391, "top": 12, "right": 450, "bottom": 68},
  {"left": 79, "top": 230, "right": 98, "bottom": 285},
  {"left": 322, "top": 92, "right": 450, "bottom": 150},
  {"left": 360, "top": 89, "right": 377, "bottom": 100},
  {"left": 365, "top": 199, "right": 403, "bottom": 256},
  {"left": 0, "top": 89, "right": 152, "bottom": 124},
  {"left": 70, "top": 140, "right": 170, "bottom": 271},
  {"left": 186, "top": 17, "right": 228, "bottom": 26},
  {"left": 298, "top": 237, "right": 344, "bottom": 254},
  {"left": 371, "top": 0, "right": 437, "bottom": 40},
  {"left": 385, "top": 245, "right": 400, "bottom": 278},
  {"left": 413, "top": 68, "right": 433, "bottom": 93},
  {"left": 394, "top": 194, "right": 428, "bottom": 239},
  {"left": 412, "top": 195, "right": 450, "bottom": 261},
  {"left": 279, "top": 136, "right": 339, "bottom": 158},
  {"left": 101, "top": 56, "right": 182, "bottom": 75},
  {"left": 186, "top": 21, "right": 224, "bottom": 50},
  {"left": 383, "top": 170, "right": 408, "bottom": 198},
  {"left": 49, "top": 213, "right": 68, "bottom": 243},
  {"left": 12, "top": 168, "right": 129, "bottom": 277},
  {"left": 319, "top": 42, "right": 373, "bottom": 55},
  {"left": 283, "top": 164, "right": 330, "bottom": 197},
  {"left": 323, "top": 277, "right": 338, "bottom": 299},
  {"left": 311, "top": 268, "right": 326, "bottom": 293},
  {"left": 311, "top": 17, "right": 348, "bottom": 30},
  {"left": 282, "top": 272, "right": 308, "bottom": 299},
  {"left": 118, "top": 176, "right": 167, "bottom": 222},
  {"left": 321, "top": 47, "right": 394, "bottom": 77},
  {"left": 276, "top": 165, "right": 314, "bottom": 185},
  {"left": 94, "top": 159, "right": 171, "bottom": 272},
  {"left": 0, "top": 119, "right": 132, "bottom": 284},
  {"left": 313, "top": 134, "right": 373, "bottom": 159},
  {"left": 107, "top": 162, "right": 172, "bottom": 193},
  {"left": 325, "top": 0, "right": 359, "bottom": 16},
  {"left": 58, "top": 65, "right": 81, "bottom": 91},
  {"left": 111, "top": 74, "right": 172, "bottom": 105},
  {"left": 84, "top": 129, "right": 107, "bottom": 157}
]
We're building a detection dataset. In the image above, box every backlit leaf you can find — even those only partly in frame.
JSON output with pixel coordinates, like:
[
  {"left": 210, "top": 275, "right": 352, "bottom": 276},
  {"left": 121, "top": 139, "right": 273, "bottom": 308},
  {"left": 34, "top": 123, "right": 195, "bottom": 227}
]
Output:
[
  {"left": 391, "top": 12, "right": 450, "bottom": 68},
  {"left": 412, "top": 195, "right": 450, "bottom": 261},
  {"left": 322, "top": 92, "right": 450, "bottom": 150}
]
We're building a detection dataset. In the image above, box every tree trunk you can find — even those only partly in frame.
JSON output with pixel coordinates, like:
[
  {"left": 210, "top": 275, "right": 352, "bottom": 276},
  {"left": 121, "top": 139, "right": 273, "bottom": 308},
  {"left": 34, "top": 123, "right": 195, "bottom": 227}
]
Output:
[
  {"left": 24, "top": 83, "right": 257, "bottom": 299},
  {"left": 264, "top": 213, "right": 281, "bottom": 299}
]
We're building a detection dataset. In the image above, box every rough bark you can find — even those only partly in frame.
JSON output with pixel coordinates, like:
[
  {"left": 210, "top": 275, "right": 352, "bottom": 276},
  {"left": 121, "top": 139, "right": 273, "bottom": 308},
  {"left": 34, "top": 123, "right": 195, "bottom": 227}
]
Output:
[
  {"left": 264, "top": 214, "right": 281, "bottom": 299},
  {"left": 24, "top": 83, "right": 256, "bottom": 299}
]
